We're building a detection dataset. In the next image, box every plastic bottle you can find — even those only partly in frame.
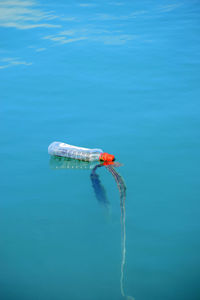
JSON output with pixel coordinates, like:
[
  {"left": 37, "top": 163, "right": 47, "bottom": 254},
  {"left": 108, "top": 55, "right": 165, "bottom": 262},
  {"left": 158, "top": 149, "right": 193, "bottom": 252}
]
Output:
[{"left": 48, "top": 141, "right": 115, "bottom": 162}]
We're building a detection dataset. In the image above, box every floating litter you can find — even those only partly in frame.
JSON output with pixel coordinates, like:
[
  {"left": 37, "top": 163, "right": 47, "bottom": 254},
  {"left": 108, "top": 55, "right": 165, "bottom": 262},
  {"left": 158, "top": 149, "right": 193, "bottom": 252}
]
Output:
[{"left": 48, "top": 141, "right": 115, "bottom": 162}]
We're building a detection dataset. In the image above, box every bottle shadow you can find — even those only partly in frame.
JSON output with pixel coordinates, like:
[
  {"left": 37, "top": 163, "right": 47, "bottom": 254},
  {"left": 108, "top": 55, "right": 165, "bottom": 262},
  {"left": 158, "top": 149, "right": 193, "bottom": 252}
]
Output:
[{"left": 49, "top": 156, "right": 134, "bottom": 300}]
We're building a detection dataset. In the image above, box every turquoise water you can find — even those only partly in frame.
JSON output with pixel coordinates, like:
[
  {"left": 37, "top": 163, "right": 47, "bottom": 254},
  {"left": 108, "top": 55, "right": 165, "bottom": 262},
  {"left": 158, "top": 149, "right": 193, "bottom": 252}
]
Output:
[{"left": 1, "top": 0, "right": 200, "bottom": 299}]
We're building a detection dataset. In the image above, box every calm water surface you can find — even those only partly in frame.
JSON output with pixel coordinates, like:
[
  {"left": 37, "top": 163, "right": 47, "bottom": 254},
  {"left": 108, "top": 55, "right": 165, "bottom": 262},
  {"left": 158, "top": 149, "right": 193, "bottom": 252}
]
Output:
[{"left": 1, "top": 0, "right": 200, "bottom": 299}]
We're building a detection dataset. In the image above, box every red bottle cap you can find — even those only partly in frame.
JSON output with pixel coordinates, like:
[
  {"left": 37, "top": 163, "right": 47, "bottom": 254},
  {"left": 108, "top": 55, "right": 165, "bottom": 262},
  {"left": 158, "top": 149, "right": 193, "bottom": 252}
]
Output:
[{"left": 99, "top": 152, "right": 115, "bottom": 162}]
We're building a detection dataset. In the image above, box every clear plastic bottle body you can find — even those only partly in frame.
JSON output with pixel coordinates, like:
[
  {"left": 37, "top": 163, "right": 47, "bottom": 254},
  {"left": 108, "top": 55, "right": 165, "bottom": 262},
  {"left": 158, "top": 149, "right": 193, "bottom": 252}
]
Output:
[{"left": 48, "top": 142, "right": 103, "bottom": 162}]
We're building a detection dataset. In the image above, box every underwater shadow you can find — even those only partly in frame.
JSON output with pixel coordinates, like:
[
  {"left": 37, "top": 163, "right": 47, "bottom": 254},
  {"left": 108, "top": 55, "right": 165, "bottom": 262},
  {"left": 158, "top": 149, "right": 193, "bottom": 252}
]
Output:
[{"left": 49, "top": 156, "right": 134, "bottom": 300}]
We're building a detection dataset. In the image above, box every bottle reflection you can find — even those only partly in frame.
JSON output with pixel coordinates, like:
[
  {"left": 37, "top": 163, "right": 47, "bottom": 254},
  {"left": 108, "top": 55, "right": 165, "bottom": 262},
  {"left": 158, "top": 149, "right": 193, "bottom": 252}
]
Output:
[
  {"left": 49, "top": 155, "right": 99, "bottom": 170},
  {"left": 49, "top": 156, "right": 134, "bottom": 299}
]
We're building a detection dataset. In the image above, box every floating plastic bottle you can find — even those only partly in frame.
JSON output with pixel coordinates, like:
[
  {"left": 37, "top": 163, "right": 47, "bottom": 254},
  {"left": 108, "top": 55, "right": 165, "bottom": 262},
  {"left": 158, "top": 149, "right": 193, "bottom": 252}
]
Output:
[{"left": 48, "top": 141, "right": 115, "bottom": 162}]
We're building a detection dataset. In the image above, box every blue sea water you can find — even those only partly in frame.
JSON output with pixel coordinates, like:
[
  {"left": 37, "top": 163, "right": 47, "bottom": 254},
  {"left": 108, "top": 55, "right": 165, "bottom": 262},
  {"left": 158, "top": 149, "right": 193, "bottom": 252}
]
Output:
[{"left": 1, "top": 0, "right": 200, "bottom": 299}]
